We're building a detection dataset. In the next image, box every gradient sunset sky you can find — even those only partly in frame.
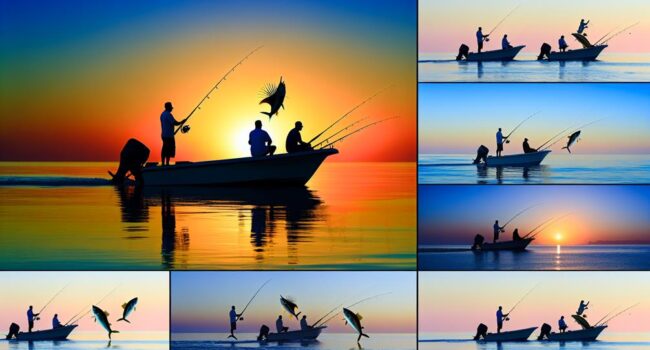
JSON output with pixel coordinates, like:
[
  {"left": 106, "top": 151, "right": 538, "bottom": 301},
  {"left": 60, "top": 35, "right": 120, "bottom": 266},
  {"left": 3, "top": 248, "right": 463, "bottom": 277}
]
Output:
[
  {"left": 419, "top": 84, "right": 650, "bottom": 155},
  {"left": 0, "top": 0, "right": 416, "bottom": 162},
  {"left": 171, "top": 271, "right": 416, "bottom": 334},
  {"left": 419, "top": 0, "right": 650, "bottom": 54},
  {"left": 419, "top": 186, "right": 650, "bottom": 245},
  {"left": 420, "top": 271, "right": 650, "bottom": 334},
  {"left": 0, "top": 272, "right": 169, "bottom": 333}
]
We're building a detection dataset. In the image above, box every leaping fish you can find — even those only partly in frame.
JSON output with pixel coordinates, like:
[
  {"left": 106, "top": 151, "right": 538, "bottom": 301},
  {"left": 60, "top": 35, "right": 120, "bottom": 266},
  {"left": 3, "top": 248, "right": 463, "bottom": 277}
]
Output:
[
  {"left": 117, "top": 297, "right": 138, "bottom": 323},
  {"left": 280, "top": 295, "right": 301, "bottom": 320},
  {"left": 259, "top": 77, "right": 286, "bottom": 119},
  {"left": 562, "top": 130, "right": 581, "bottom": 153},
  {"left": 92, "top": 305, "right": 119, "bottom": 340},
  {"left": 343, "top": 307, "right": 369, "bottom": 343}
]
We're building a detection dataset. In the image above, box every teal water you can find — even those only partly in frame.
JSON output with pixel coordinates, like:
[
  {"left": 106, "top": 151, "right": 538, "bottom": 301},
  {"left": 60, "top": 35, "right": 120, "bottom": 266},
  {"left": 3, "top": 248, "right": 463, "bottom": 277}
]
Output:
[
  {"left": 418, "top": 154, "right": 650, "bottom": 184},
  {"left": 172, "top": 333, "right": 415, "bottom": 349}
]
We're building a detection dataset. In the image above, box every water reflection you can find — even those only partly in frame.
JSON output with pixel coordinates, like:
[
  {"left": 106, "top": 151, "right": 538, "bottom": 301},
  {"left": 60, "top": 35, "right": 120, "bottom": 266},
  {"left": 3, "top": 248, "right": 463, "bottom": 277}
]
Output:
[
  {"left": 476, "top": 165, "right": 546, "bottom": 184},
  {"left": 116, "top": 186, "right": 322, "bottom": 268}
]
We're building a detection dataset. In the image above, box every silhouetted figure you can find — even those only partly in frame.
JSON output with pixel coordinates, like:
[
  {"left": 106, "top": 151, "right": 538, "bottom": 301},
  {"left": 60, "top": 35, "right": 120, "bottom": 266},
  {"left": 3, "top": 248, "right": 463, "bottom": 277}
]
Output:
[
  {"left": 523, "top": 138, "right": 537, "bottom": 153},
  {"left": 27, "top": 306, "right": 39, "bottom": 333},
  {"left": 559, "top": 35, "right": 569, "bottom": 52},
  {"left": 537, "top": 323, "right": 552, "bottom": 340},
  {"left": 502, "top": 34, "right": 513, "bottom": 49},
  {"left": 160, "top": 102, "right": 188, "bottom": 166},
  {"left": 286, "top": 121, "right": 312, "bottom": 153},
  {"left": 257, "top": 325, "right": 270, "bottom": 341},
  {"left": 456, "top": 44, "right": 470, "bottom": 61},
  {"left": 6, "top": 323, "right": 20, "bottom": 340},
  {"left": 512, "top": 228, "right": 522, "bottom": 241},
  {"left": 276, "top": 315, "right": 289, "bottom": 333},
  {"left": 496, "top": 128, "right": 508, "bottom": 157},
  {"left": 537, "top": 43, "right": 552, "bottom": 60},
  {"left": 300, "top": 315, "right": 312, "bottom": 331},
  {"left": 496, "top": 306, "right": 509, "bottom": 334},
  {"left": 473, "top": 145, "right": 490, "bottom": 164},
  {"left": 228, "top": 306, "right": 243, "bottom": 339},
  {"left": 249, "top": 120, "right": 276, "bottom": 157},
  {"left": 52, "top": 314, "right": 62, "bottom": 328},
  {"left": 577, "top": 19, "right": 590, "bottom": 35},
  {"left": 474, "top": 323, "right": 489, "bottom": 340},
  {"left": 558, "top": 316, "right": 568, "bottom": 333},
  {"left": 493, "top": 220, "right": 505, "bottom": 243},
  {"left": 476, "top": 27, "right": 489, "bottom": 52},
  {"left": 577, "top": 300, "right": 589, "bottom": 316},
  {"left": 471, "top": 234, "right": 485, "bottom": 250},
  {"left": 110, "top": 138, "right": 150, "bottom": 186}
]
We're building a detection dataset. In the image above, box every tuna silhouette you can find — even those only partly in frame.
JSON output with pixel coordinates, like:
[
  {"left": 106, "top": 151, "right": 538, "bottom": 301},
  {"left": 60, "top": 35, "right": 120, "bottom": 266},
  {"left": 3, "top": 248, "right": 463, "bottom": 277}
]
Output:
[{"left": 259, "top": 77, "right": 286, "bottom": 119}]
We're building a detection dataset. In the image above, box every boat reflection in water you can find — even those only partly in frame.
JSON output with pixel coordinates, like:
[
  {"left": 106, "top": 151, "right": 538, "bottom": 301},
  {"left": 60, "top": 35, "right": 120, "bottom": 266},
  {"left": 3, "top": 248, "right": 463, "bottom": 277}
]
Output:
[{"left": 115, "top": 186, "right": 322, "bottom": 268}]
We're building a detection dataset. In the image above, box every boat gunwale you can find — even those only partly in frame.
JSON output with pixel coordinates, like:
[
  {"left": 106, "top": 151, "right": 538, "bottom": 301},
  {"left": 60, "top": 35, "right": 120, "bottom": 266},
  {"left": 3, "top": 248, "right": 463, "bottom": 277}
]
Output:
[
  {"left": 544, "top": 325, "right": 608, "bottom": 341},
  {"left": 264, "top": 325, "right": 327, "bottom": 342},
  {"left": 465, "top": 45, "right": 526, "bottom": 61},
  {"left": 14, "top": 324, "right": 78, "bottom": 341},
  {"left": 546, "top": 45, "right": 608, "bottom": 61},
  {"left": 481, "top": 326, "right": 538, "bottom": 342},
  {"left": 479, "top": 237, "right": 535, "bottom": 251}
]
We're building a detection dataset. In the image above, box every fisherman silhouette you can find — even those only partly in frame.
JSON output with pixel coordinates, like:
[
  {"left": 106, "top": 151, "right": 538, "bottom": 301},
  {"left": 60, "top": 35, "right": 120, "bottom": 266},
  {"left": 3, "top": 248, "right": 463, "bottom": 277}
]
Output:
[
  {"left": 477, "top": 27, "right": 490, "bottom": 52},
  {"left": 559, "top": 35, "right": 569, "bottom": 52},
  {"left": 276, "top": 315, "right": 289, "bottom": 333},
  {"left": 523, "top": 138, "right": 537, "bottom": 153},
  {"left": 52, "top": 314, "right": 62, "bottom": 328},
  {"left": 228, "top": 306, "right": 243, "bottom": 339},
  {"left": 496, "top": 128, "right": 508, "bottom": 157},
  {"left": 559, "top": 315, "right": 568, "bottom": 333},
  {"left": 249, "top": 120, "right": 276, "bottom": 157},
  {"left": 27, "top": 306, "right": 40, "bottom": 333},
  {"left": 493, "top": 220, "right": 505, "bottom": 243},
  {"left": 160, "top": 102, "right": 188, "bottom": 166},
  {"left": 300, "top": 315, "right": 312, "bottom": 330},
  {"left": 512, "top": 228, "right": 522, "bottom": 241},
  {"left": 286, "top": 121, "right": 312, "bottom": 153},
  {"left": 496, "top": 306, "right": 509, "bottom": 334},
  {"left": 502, "top": 34, "right": 513, "bottom": 49},
  {"left": 577, "top": 19, "right": 590, "bottom": 35}
]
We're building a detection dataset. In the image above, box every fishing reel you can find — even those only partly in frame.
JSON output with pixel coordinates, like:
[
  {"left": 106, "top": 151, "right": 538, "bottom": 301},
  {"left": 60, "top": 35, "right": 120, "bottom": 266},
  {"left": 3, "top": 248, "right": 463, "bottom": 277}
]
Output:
[
  {"left": 181, "top": 125, "right": 191, "bottom": 134},
  {"left": 505, "top": 140, "right": 510, "bottom": 144}
]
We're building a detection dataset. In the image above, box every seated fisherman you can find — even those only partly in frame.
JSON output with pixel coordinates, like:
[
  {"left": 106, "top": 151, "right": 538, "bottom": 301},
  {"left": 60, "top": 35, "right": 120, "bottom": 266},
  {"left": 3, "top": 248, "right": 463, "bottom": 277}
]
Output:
[
  {"left": 502, "top": 34, "right": 513, "bottom": 49},
  {"left": 558, "top": 316, "right": 568, "bottom": 333},
  {"left": 286, "top": 121, "right": 312, "bottom": 153},
  {"left": 249, "top": 120, "right": 276, "bottom": 157},
  {"left": 559, "top": 35, "right": 569, "bottom": 52},
  {"left": 523, "top": 138, "right": 537, "bottom": 153}
]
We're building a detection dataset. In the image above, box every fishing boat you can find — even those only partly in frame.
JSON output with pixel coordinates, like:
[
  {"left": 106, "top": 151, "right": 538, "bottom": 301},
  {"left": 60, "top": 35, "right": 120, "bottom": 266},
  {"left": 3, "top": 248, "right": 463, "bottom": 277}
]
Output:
[
  {"left": 465, "top": 45, "right": 525, "bottom": 62},
  {"left": 478, "top": 237, "right": 534, "bottom": 251},
  {"left": 547, "top": 45, "right": 608, "bottom": 61},
  {"left": 140, "top": 149, "right": 337, "bottom": 186},
  {"left": 481, "top": 327, "right": 537, "bottom": 342},
  {"left": 14, "top": 325, "right": 77, "bottom": 341},
  {"left": 485, "top": 150, "right": 551, "bottom": 167},
  {"left": 545, "top": 325, "right": 607, "bottom": 341},
  {"left": 265, "top": 326, "right": 326, "bottom": 342}
]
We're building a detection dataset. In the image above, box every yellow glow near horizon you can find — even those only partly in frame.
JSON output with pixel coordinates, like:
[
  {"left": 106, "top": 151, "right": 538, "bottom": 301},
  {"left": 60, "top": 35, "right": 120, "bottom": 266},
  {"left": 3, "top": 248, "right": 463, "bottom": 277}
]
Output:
[{"left": 554, "top": 232, "right": 564, "bottom": 243}]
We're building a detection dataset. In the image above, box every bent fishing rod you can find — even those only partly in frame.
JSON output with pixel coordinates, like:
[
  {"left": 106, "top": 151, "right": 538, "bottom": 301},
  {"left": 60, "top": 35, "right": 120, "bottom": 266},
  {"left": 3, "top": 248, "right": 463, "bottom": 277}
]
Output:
[
  {"left": 174, "top": 45, "right": 264, "bottom": 135},
  {"left": 238, "top": 279, "right": 271, "bottom": 320},
  {"left": 501, "top": 203, "right": 541, "bottom": 229},
  {"left": 504, "top": 111, "right": 541, "bottom": 142},
  {"left": 36, "top": 282, "right": 71, "bottom": 320},
  {"left": 318, "top": 292, "right": 391, "bottom": 326},
  {"left": 504, "top": 283, "right": 539, "bottom": 321},
  {"left": 529, "top": 213, "right": 572, "bottom": 239},
  {"left": 312, "top": 116, "right": 368, "bottom": 149},
  {"left": 318, "top": 117, "right": 398, "bottom": 149},
  {"left": 65, "top": 285, "right": 120, "bottom": 325},
  {"left": 540, "top": 118, "right": 605, "bottom": 151},
  {"left": 487, "top": 3, "right": 521, "bottom": 37},
  {"left": 308, "top": 85, "right": 391, "bottom": 145}
]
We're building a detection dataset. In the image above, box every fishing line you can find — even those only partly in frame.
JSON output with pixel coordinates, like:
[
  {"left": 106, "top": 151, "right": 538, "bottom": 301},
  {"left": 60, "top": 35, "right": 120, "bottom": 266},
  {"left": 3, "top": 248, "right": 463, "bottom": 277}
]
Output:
[
  {"left": 602, "top": 22, "right": 639, "bottom": 44},
  {"left": 37, "top": 282, "right": 72, "bottom": 317},
  {"left": 594, "top": 26, "right": 620, "bottom": 46},
  {"left": 312, "top": 117, "right": 369, "bottom": 149},
  {"left": 308, "top": 85, "right": 392, "bottom": 145},
  {"left": 600, "top": 302, "right": 639, "bottom": 325},
  {"left": 174, "top": 45, "right": 264, "bottom": 135},
  {"left": 239, "top": 279, "right": 271, "bottom": 318},
  {"left": 504, "top": 111, "right": 542, "bottom": 141},
  {"left": 66, "top": 284, "right": 120, "bottom": 325},
  {"left": 319, "top": 292, "right": 391, "bottom": 326},
  {"left": 312, "top": 303, "right": 343, "bottom": 327},
  {"left": 318, "top": 117, "right": 398, "bottom": 149},
  {"left": 530, "top": 213, "right": 572, "bottom": 239},
  {"left": 536, "top": 124, "right": 577, "bottom": 150},
  {"left": 593, "top": 304, "right": 621, "bottom": 326},
  {"left": 541, "top": 118, "right": 605, "bottom": 151},
  {"left": 487, "top": 3, "right": 521, "bottom": 37},
  {"left": 522, "top": 216, "right": 555, "bottom": 239},
  {"left": 502, "top": 203, "right": 541, "bottom": 229},
  {"left": 505, "top": 283, "right": 539, "bottom": 320}
]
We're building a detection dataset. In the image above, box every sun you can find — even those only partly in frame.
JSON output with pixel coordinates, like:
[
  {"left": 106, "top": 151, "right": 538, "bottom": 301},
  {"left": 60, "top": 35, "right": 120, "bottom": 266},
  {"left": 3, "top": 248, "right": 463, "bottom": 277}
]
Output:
[{"left": 554, "top": 232, "right": 563, "bottom": 243}]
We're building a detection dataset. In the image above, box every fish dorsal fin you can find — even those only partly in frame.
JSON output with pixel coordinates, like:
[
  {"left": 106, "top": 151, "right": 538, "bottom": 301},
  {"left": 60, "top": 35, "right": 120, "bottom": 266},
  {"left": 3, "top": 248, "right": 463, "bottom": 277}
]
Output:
[
  {"left": 104, "top": 311, "right": 110, "bottom": 317},
  {"left": 356, "top": 313, "right": 363, "bottom": 320},
  {"left": 122, "top": 303, "right": 127, "bottom": 309}
]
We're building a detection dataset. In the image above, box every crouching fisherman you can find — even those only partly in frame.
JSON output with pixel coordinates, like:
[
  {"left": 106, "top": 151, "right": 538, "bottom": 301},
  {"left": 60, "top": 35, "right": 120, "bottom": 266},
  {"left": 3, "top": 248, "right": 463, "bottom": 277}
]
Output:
[
  {"left": 473, "top": 145, "right": 490, "bottom": 164},
  {"left": 6, "top": 323, "right": 20, "bottom": 339},
  {"left": 471, "top": 234, "right": 485, "bottom": 250},
  {"left": 109, "top": 138, "right": 151, "bottom": 187},
  {"left": 286, "top": 121, "right": 312, "bottom": 153},
  {"left": 257, "top": 324, "right": 270, "bottom": 341},
  {"left": 537, "top": 323, "right": 552, "bottom": 340},
  {"left": 473, "top": 323, "right": 489, "bottom": 340}
]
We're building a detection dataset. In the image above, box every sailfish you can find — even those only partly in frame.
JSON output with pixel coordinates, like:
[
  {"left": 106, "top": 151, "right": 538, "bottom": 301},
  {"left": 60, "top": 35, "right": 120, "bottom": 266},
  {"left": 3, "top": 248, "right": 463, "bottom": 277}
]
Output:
[{"left": 260, "top": 76, "right": 286, "bottom": 119}]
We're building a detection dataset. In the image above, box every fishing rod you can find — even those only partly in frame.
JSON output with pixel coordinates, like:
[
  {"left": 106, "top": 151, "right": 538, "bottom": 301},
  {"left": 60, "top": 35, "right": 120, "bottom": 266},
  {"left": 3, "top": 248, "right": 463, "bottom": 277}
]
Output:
[
  {"left": 594, "top": 26, "right": 620, "bottom": 46},
  {"left": 521, "top": 216, "right": 555, "bottom": 239},
  {"left": 318, "top": 117, "right": 397, "bottom": 149},
  {"left": 312, "top": 303, "right": 343, "bottom": 328},
  {"left": 540, "top": 118, "right": 605, "bottom": 151},
  {"left": 312, "top": 116, "right": 368, "bottom": 149},
  {"left": 599, "top": 302, "right": 639, "bottom": 325},
  {"left": 307, "top": 85, "right": 391, "bottom": 145},
  {"left": 174, "top": 45, "right": 263, "bottom": 135},
  {"left": 501, "top": 203, "right": 541, "bottom": 229},
  {"left": 536, "top": 124, "right": 576, "bottom": 150},
  {"left": 504, "top": 284, "right": 539, "bottom": 320},
  {"left": 504, "top": 111, "right": 541, "bottom": 143},
  {"left": 529, "top": 213, "right": 572, "bottom": 239},
  {"left": 593, "top": 305, "right": 621, "bottom": 326},
  {"left": 486, "top": 4, "right": 521, "bottom": 37},
  {"left": 36, "top": 282, "right": 71, "bottom": 320},
  {"left": 601, "top": 22, "right": 639, "bottom": 44},
  {"left": 238, "top": 279, "right": 271, "bottom": 319},
  {"left": 319, "top": 292, "right": 391, "bottom": 326},
  {"left": 66, "top": 285, "right": 120, "bottom": 325}
]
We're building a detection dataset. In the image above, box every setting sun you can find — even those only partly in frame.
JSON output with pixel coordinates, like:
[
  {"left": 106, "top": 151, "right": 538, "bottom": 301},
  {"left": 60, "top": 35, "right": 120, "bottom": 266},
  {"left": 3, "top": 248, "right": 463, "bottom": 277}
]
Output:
[{"left": 554, "top": 232, "right": 564, "bottom": 242}]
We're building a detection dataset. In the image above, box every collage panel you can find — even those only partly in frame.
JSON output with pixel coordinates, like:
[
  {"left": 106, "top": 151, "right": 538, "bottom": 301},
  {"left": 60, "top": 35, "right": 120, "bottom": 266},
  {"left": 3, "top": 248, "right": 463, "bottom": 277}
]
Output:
[
  {"left": 170, "top": 271, "right": 416, "bottom": 350},
  {"left": 419, "top": 271, "right": 650, "bottom": 349},
  {"left": 418, "top": 185, "right": 650, "bottom": 270},
  {"left": 0, "top": 0, "right": 417, "bottom": 271},
  {"left": 418, "top": 0, "right": 650, "bottom": 82},
  {"left": 0, "top": 271, "right": 169, "bottom": 350}
]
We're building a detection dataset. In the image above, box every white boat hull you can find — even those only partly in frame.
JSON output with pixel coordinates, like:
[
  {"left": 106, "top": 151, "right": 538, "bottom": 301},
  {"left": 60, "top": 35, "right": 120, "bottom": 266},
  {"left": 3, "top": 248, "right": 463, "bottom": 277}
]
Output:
[
  {"left": 265, "top": 326, "right": 325, "bottom": 342},
  {"left": 482, "top": 327, "right": 537, "bottom": 342},
  {"left": 479, "top": 238, "right": 534, "bottom": 251},
  {"left": 547, "top": 45, "right": 607, "bottom": 61},
  {"left": 14, "top": 325, "right": 77, "bottom": 341},
  {"left": 141, "top": 149, "right": 337, "bottom": 186},
  {"left": 486, "top": 150, "right": 551, "bottom": 167},
  {"left": 466, "top": 45, "right": 525, "bottom": 62},
  {"left": 545, "top": 325, "right": 607, "bottom": 341}
]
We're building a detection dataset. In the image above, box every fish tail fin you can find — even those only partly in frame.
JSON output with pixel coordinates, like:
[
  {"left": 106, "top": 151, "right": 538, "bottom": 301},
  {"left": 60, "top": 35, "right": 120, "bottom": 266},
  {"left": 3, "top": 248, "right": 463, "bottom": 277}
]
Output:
[
  {"left": 260, "top": 111, "right": 272, "bottom": 118},
  {"left": 117, "top": 318, "right": 130, "bottom": 323},
  {"left": 362, "top": 333, "right": 370, "bottom": 338},
  {"left": 295, "top": 312, "right": 301, "bottom": 320}
]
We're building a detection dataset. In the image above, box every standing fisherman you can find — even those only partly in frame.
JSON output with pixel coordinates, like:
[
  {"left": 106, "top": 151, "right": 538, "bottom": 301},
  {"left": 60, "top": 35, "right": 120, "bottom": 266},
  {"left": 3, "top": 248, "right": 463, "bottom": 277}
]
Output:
[
  {"left": 496, "top": 128, "right": 508, "bottom": 157},
  {"left": 227, "top": 306, "right": 242, "bottom": 340},
  {"left": 476, "top": 27, "right": 490, "bottom": 53},
  {"left": 577, "top": 19, "right": 590, "bottom": 35},
  {"left": 496, "top": 306, "right": 509, "bottom": 334},
  {"left": 160, "top": 102, "right": 188, "bottom": 166},
  {"left": 27, "top": 306, "right": 40, "bottom": 333},
  {"left": 493, "top": 220, "right": 505, "bottom": 243}
]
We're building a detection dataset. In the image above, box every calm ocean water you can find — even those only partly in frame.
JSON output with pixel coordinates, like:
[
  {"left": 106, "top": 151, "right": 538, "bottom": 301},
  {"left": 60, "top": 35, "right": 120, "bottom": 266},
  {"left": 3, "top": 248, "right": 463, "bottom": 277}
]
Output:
[
  {"left": 419, "top": 333, "right": 650, "bottom": 350},
  {"left": 0, "top": 332, "right": 168, "bottom": 350},
  {"left": 172, "top": 333, "right": 415, "bottom": 350},
  {"left": 418, "top": 245, "right": 650, "bottom": 271},
  {"left": 0, "top": 162, "right": 415, "bottom": 270},
  {"left": 418, "top": 154, "right": 650, "bottom": 184},
  {"left": 418, "top": 53, "right": 650, "bottom": 82}
]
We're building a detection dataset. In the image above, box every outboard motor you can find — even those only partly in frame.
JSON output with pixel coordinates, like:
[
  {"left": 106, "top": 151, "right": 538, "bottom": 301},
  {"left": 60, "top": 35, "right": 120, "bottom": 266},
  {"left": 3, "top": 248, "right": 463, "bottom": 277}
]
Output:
[
  {"left": 538, "top": 43, "right": 552, "bottom": 60},
  {"left": 257, "top": 324, "right": 270, "bottom": 341},
  {"left": 473, "top": 145, "right": 489, "bottom": 164},
  {"left": 110, "top": 138, "right": 150, "bottom": 186},
  {"left": 6, "top": 323, "right": 19, "bottom": 340},
  {"left": 537, "top": 323, "right": 552, "bottom": 340},
  {"left": 456, "top": 44, "right": 470, "bottom": 61},
  {"left": 471, "top": 234, "right": 485, "bottom": 250},
  {"left": 473, "top": 323, "right": 488, "bottom": 340}
]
